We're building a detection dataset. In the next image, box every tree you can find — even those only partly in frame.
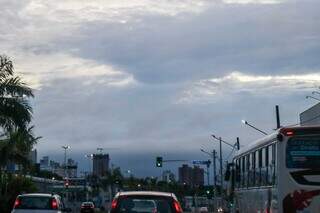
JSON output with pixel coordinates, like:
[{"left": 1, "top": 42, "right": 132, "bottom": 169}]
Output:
[
  {"left": 0, "top": 55, "right": 36, "bottom": 172},
  {"left": 0, "top": 55, "right": 33, "bottom": 133},
  {"left": 0, "top": 174, "right": 37, "bottom": 212},
  {"left": 0, "top": 126, "right": 41, "bottom": 171}
]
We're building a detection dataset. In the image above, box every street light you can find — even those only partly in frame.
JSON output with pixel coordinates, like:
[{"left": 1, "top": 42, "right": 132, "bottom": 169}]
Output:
[
  {"left": 306, "top": 95, "right": 320, "bottom": 101},
  {"left": 211, "top": 135, "right": 224, "bottom": 195},
  {"left": 62, "top": 145, "right": 70, "bottom": 178},
  {"left": 241, "top": 120, "right": 268, "bottom": 135},
  {"left": 200, "top": 149, "right": 217, "bottom": 189},
  {"left": 210, "top": 135, "right": 240, "bottom": 197}
]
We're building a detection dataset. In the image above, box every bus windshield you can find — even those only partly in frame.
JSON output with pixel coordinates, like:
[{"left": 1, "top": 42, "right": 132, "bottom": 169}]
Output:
[{"left": 286, "top": 136, "right": 320, "bottom": 168}]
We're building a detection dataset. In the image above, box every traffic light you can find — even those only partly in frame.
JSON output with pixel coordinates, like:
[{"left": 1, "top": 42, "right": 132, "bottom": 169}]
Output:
[
  {"left": 205, "top": 187, "right": 214, "bottom": 199},
  {"left": 156, "top": 157, "right": 163, "bottom": 167},
  {"left": 228, "top": 201, "right": 234, "bottom": 208}
]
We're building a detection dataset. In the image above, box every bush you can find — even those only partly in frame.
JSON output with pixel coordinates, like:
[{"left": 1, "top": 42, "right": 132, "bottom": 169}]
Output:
[{"left": 0, "top": 174, "right": 37, "bottom": 213}]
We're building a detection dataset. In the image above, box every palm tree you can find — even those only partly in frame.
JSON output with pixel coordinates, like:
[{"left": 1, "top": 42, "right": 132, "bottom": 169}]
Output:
[
  {"left": 0, "top": 55, "right": 36, "bottom": 173},
  {"left": 0, "top": 55, "right": 33, "bottom": 133},
  {"left": 0, "top": 126, "right": 41, "bottom": 171}
]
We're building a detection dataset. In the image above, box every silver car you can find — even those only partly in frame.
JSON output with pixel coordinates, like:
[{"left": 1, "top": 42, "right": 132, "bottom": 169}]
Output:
[
  {"left": 110, "top": 191, "right": 183, "bottom": 213},
  {"left": 11, "top": 193, "right": 71, "bottom": 213}
]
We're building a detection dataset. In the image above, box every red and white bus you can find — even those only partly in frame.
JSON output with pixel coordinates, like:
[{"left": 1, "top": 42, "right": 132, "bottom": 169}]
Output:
[{"left": 228, "top": 126, "right": 320, "bottom": 213}]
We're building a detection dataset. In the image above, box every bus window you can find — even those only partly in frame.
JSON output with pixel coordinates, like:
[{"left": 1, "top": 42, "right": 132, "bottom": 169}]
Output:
[
  {"left": 261, "top": 147, "right": 267, "bottom": 186},
  {"left": 267, "top": 145, "right": 273, "bottom": 185},
  {"left": 256, "top": 150, "right": 261, "bottom": 186},
  {"left": 241, "top": 157, "right": 245, "bottom": 188},
  {"left": 249, "top": 153, "right": 255, "bottom": 187},
  {"left": 272, "top": 144, "right": 277, "bottom": 185},
  {"left": 236, "top": 159, "right": 240, "bottom": 189},
  {"left": 286, "top": 136, "right": 320, "bottom": 168},
  {"left": 246, "top": 155, "right": 250, "bottom": 188}
]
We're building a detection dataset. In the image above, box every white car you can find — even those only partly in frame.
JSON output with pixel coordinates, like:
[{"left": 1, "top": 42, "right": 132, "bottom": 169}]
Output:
[
  {"left": 11, "top": 193, "right": 72, "bottom": 213},
  {"left": 110, "top": 191, "right": 183, "bottom": 213}
]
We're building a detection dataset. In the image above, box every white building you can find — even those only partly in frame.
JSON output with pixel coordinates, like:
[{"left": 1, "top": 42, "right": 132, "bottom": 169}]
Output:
[{"left": 300, "top": 102, "right": 320, "bottom": 126}]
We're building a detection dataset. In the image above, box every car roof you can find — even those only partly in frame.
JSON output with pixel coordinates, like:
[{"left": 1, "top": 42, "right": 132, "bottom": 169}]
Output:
[
  {"left": 116, "top": 191, "right": 174, "bottom": 198},
  {"left": 19, "top": 193, "right": 58, "bottom": 197}
]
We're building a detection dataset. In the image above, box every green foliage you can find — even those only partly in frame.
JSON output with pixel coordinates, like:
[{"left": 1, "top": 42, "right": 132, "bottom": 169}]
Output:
[
  {"left": 0, "top": 55, "right": 34, "bottom": 132},
  {"left": 0, "top": 55, "right": 39, "bottom": 174},
  {"left": 0, "top": 126, "right": 40, "bottom": 170},
  {"left": 0, "top": 174, "right": 37, "bottom": 213}
]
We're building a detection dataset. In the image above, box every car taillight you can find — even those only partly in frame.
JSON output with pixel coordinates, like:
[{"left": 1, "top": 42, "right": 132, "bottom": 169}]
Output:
[
  {"left": 173, "top": 200, "right": 183, "bottom": 213},
  {"left": 13, "top": 198, "right": 21, "bottom": 209},
  {"left": 111, "top": 199, "right": 118, "bottom": 209},
  {"left": 51, "top": 198, "right": 58, "bottom": 209}
]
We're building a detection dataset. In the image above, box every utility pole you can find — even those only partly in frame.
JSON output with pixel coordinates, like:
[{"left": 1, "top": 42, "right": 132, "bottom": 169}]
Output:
[
  {"left": 213, "top": 150, "right": 217, "bottom": 188},
  {"left": 219, "top": 137, "right": 223, "bottom": 196},
  {"left": 206, "top": 163, "right": 210, "bottom": 186}
]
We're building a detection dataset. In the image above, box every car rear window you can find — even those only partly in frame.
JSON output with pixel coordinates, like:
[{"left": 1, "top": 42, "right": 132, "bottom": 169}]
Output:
[
  {"left": 15, "top": 196, "right": 53, "bottom": 209},
  {"left": 116, "top": 196, "right": 173, "bottom": 213},
  {"left": 82, "top": 202, "right": 94, "bottom": 207}
]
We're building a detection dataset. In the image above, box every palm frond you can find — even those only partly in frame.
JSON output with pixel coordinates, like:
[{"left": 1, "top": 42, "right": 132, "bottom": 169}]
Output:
[
  {"left": 0, "top": 97, "right": 33, "bottom": 131},
  {"left": 0, "top": 77, "right": 34, "bottom": 97},
  {"left": 0, "top": 55, "right": 14, "bottom": 79}
]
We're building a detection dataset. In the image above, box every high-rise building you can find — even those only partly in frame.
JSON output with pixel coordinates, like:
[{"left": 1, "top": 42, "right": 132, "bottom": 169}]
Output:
[
  {"left": 67, "top": 158, "right": 78, "bottom": 178},
  {"left": 28, "top": 149, "right": 37, "bottom": 165},
  {"left": 162, "top": 170, "right": 175, "bottom": 183},
  {"left": 40, "top": 156, "right": 50, "bottom": 170},
  {"left": 179, "top": 164, "right": 193, "bottom": 186},
  {"left": 178, "top": 164, "right": 205, "bottom": 187},
  {"left": 93, "top": 154, "right": 110, "bottom": 177},
  {"left": 193, "top": 166, "right": 205, "bottom": 187}
]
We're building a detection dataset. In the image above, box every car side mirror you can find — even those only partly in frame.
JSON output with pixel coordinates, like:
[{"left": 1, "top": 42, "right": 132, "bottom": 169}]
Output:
[{"left": 63, "top": 207, "right": 72, "bottom": 212}]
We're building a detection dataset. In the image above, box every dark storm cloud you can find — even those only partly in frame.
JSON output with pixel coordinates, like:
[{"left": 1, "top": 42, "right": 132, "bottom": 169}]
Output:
[{"left": 50, "top": 0, "right": 320, "bottom": 84}]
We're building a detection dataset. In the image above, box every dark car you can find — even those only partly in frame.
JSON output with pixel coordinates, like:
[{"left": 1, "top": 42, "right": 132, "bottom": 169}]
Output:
[
  {"left": 80, "top": 202, "right": 95, "bottom": 213},
  {"left": 11, "top": 193, "right": 71, "bottom": 213},
  {"left": 110, "top": 191, "right": 183, "bottom": 213}
]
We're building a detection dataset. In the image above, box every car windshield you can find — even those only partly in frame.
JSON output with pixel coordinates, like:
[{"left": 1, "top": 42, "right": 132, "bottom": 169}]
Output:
[
  {"left": 117, "top": 196, "right": 172, "bottom": 213},
  {"left": 286, "top": 136, "right": 320, "bottom": 168},
  {"left": 15, "top": 196, "right": 52, "bottom": 209}
]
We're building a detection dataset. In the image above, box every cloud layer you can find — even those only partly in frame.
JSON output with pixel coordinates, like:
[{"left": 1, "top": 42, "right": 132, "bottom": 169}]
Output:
[{"left": 1, "top": 0, "right": 320, "bottom": 176}]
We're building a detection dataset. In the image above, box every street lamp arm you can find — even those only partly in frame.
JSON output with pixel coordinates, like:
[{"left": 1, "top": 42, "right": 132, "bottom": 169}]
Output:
[
  {"left": 244, "top": 122, "right": 268, "bottom": 135},
  {"left": 312, "top": 91, "right": 320, "bottom": 96},
  {"left": 306, "top": 95, "right": 320, "bottom": 101},
  {"left": 200, "top": 149, "right": 212, "bottom": 156},
  {"left": 211, "top": 135, "right": 236, "bottom": 148},
  {"left": 241, "top": 120, "right": 268, "bottom": 135}
]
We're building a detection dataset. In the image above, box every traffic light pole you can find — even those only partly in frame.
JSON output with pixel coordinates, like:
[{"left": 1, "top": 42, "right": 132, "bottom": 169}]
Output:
[
  {"left": 213, "top": 150, "right": 217, "bottom": 189},
  {"left": 207, "top": 166, "right": 210, "bottom": 186},
  {"left": 219, "top": 137, "right": 223, "bottom": 196}
]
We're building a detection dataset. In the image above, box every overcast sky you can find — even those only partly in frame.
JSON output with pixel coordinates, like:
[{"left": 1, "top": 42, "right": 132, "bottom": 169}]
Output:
[{"left": 1, "top": 0, "right": 320, "bottom": 177}]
